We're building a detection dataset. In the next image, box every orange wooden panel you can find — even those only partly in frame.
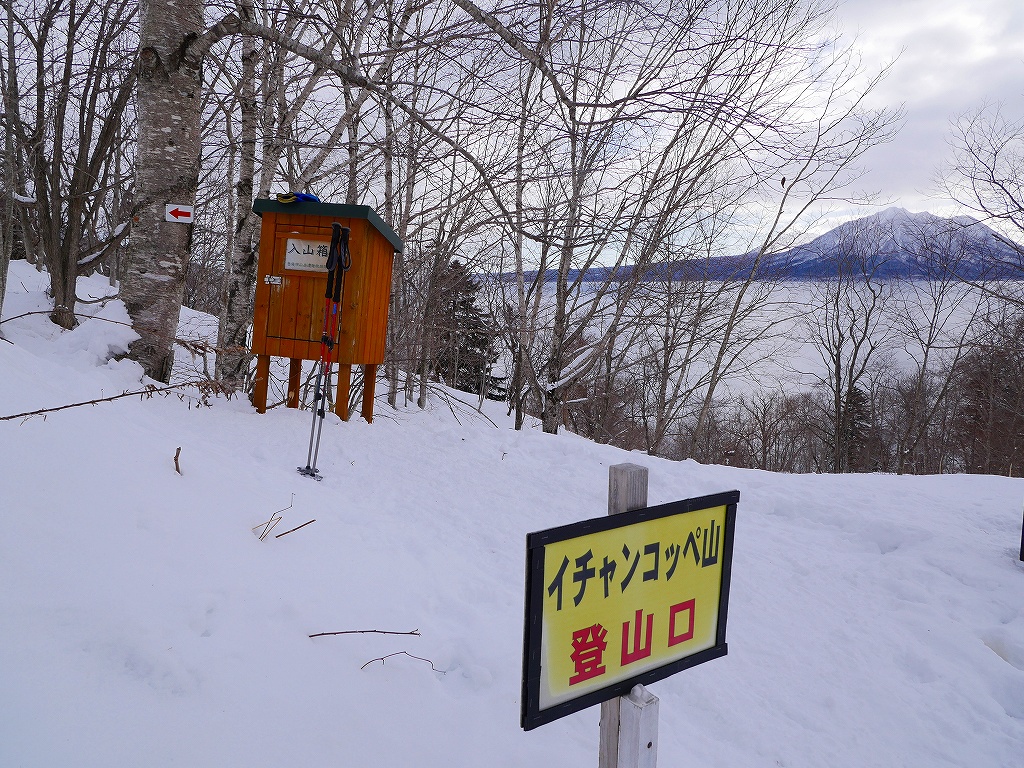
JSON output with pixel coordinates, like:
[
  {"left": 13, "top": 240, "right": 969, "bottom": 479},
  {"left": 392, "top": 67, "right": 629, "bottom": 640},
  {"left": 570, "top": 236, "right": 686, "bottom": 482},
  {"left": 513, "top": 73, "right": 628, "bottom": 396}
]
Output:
[
  {"left": 268, "top": 227, "right": 294, "bottom": 345},
  {"left": 271, "top": 226, "right": 335, "bottom": 358},
  {"left": 340, "top": 292, "right": 362, "bottom": 361},
  {"left": 251, "top": 212, "right": 277, "bottom": 355},
  {"left": 373, "top": 237, "right": 394, "bottom": 362},
  {"left": 363, "top": 231, "right": 393, "bottom": 364},
  {"left": 380, "top": 251, "right": 395, "bottom": 359},
  {"left": 354, "top": 220, "right": 375, "bottom": 360},
  {"left": 266, "top": 279, "right": 284, "bottom": 349},
  {"left": 297, "top": 273, "right": 317, "bottom": 347},
  {"left": 377, "top": 266, "right": 394, "bottom": 360},
  {"left": 306, "top": 279, "right": 329, "bottom": 342},
  {"left": 277, "top": 273, "right": 300, "bottom": 360},
  {"left": 336, "top": 220, "right": 366, "bottom": 364},
  {"left": 362, "top": 232, "right": 383, "bottom": 362}
]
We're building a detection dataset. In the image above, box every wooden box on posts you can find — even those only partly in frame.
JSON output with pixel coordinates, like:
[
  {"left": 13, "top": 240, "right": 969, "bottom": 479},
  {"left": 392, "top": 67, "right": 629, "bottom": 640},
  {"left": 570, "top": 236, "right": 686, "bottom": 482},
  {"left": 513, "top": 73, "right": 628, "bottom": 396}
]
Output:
[{"left": 249, "top": 198, "right": 403, "bottom": 422}]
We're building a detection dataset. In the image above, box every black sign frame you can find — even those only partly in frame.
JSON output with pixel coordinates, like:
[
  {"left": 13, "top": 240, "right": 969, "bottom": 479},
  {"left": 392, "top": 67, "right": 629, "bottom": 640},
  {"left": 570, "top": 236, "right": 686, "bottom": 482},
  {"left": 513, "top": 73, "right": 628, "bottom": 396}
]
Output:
[{"left": 521, "top": 490, "right": 738, "bottom": 731}]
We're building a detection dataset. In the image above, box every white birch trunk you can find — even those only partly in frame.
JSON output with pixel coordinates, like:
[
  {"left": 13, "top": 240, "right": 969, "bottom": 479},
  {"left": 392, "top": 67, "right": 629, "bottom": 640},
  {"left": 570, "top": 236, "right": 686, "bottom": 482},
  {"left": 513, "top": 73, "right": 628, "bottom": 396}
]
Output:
[
  {"left": 0, "top": 6, "right": 15, "bottom": 332},
  {"left": 215, "top": 0, "right": 258, "bottom": 390},
  {"left": 121, "top": 0, "right": 204, "bottom": 382}
]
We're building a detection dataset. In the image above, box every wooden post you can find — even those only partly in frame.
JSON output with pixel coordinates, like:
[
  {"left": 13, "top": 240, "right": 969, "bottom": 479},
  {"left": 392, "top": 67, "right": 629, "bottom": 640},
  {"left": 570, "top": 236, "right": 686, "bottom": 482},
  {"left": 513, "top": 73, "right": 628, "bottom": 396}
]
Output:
[
  {"left": 335, "top": 363, "right": 352, "bottom": 421},
  {"left": 362, "top": 364, "right": 377, "bottom": 423},
  {"left": 616, "top": 685, "right": 659, "bottom": 768},
  {"left": 287, "top": 358, "right": 301, "bottom": 409},
  {"left": 601, "top": 463, "right": 659, "bottom": 768},
  {"left": 607, "top": 463, "right": 648, "bottom": 517},
  {"left": 252, "top": 354, "right": 270, "bottom": 413}
]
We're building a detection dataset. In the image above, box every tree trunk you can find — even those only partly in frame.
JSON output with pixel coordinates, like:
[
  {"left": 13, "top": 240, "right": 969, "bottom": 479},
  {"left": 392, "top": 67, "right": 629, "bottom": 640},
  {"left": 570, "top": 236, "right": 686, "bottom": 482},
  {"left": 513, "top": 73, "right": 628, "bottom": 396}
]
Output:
[
  {"left": 344, "top": 83, "right": 360, "bottom": 204},
  {"left": 121, "top": 0, "right": 204, "bottom": 382},
  {"left": 0, "top": 5, "right": 15, "bottom": 332},
  {"left": 387, "top": 253, "right": 403, "bottom": 408},
  {"left": 384, "top": 80, "right": 399, "bottom": 408},
  {"left": 49, "top": 204, "right": 82, "bottom": 329},
  {"left": 215, "top": 0, "right": 258, "bottom": 390}
]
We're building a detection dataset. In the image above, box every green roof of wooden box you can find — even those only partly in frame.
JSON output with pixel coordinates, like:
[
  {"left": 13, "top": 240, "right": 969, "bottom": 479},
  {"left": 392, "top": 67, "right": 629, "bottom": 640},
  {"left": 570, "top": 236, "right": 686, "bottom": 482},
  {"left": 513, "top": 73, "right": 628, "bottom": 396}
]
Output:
[{"left": 252, "top": 198, "right": 404, "bottom": 253}]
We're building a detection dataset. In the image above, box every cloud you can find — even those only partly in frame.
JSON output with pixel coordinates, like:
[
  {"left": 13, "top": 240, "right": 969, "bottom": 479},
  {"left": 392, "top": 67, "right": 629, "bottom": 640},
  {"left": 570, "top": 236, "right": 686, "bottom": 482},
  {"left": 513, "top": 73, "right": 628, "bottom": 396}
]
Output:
[{"left": 831, "top": 0, "right": 1024, "bottom": 212}]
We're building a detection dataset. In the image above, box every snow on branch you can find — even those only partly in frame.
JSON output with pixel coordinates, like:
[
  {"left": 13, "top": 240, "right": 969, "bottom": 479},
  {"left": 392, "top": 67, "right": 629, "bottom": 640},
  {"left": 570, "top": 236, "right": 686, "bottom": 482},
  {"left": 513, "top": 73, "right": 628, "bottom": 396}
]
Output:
[
  {"left": 546, "top": 341, "right": 605, "bottom": 392},
  {"left": 76, "top": 220, "right": 132, "bottom": 266}
]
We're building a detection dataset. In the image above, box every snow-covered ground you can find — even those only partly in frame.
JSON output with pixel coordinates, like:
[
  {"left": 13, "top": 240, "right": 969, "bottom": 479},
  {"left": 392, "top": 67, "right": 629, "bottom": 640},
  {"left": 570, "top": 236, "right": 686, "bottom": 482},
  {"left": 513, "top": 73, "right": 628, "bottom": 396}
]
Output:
[{"left": 2, "top": 259, "right": 1023, "bottom": 767}]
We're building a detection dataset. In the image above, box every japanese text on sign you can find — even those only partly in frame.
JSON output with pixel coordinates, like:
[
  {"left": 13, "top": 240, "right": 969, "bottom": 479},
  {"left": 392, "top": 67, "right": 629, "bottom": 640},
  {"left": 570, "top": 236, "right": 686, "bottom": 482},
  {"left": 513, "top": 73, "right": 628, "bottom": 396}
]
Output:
[
  {"left": 284, "top": 238, "right": 331, "bottom": 272},
  {"left": 538, "top": 503, "right": 728, "bottom": 711}
]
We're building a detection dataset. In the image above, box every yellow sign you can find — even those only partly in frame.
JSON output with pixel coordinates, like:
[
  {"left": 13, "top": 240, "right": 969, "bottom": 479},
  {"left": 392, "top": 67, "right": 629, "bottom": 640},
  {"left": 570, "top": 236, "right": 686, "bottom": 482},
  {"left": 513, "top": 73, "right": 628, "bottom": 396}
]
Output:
[{"left": 522, "top": 491, "right": 737, "bottom": 730}]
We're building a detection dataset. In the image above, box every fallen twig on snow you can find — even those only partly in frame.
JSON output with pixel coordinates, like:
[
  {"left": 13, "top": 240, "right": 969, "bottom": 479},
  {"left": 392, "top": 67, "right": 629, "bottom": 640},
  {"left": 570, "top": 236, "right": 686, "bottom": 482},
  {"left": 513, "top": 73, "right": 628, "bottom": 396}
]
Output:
[
  {"left": 275, "top": 519, "right": 316, "bottom": 538},
  {"left": 309, "top": 628, "right": 421, "bottom": 639},
  {"left": 360, "top": 651, "right": 444, "bottom": 673},
  {"left": 0, "top": 381, "right": 218, "bottom": 421},
  {"left": 252, "top": 494, "right": 293, "bottom": 540}
]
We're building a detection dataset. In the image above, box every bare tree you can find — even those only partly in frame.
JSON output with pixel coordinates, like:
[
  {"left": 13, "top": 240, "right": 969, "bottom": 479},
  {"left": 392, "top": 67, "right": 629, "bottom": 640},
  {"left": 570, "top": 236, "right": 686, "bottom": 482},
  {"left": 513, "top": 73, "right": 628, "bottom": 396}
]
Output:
[
  {"left": 949, "top": 302, "right": 1024, "bottom": 475},
  {"left": 212, "top": 0, "right": 259, "bottom": 389},
  {"left": 730, "top": 390, "right": 807, "bottom": 472},
  {"left": 803, "top": 222, "right": 898, "bottom": 472},
  {"left": 476, "top": 0, "right": 899, "bottom": 435},
  {"left": 941, "top": 104, "right": 1024, "bottom": 274},
  {"left": 1, "top": 0, "right": 136, "bottom": 330},
  {"left": 120, "top": 0, "right": 205, "bottom": 380},
  {"left": 887, "top": 220, "right": 986, "bottom": 473},
  {"left": 0, "top": 0, "right": 15, "bottom": 330},
  {"left": 630, "top": 247, "right": 794, "bottom": 458}
]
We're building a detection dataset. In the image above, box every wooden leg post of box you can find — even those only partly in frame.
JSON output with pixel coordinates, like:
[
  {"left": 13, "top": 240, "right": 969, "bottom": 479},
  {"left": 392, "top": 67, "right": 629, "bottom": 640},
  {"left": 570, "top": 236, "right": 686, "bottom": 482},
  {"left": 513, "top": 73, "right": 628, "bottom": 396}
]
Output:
[
  {"left": 287, "top": 358, "right": 301, "bottom": 409},
  {"left": 335, "top": 364, "right": 352, "bottom": 421},
  {"left": 362, "top": 364, "right": 377, "bottom": 423},
  {"left": 600, "top": 463, "right": 659, "bottom": 768},
  {"left": 253, "top": 354, "right": 271, "bottom": 414}
]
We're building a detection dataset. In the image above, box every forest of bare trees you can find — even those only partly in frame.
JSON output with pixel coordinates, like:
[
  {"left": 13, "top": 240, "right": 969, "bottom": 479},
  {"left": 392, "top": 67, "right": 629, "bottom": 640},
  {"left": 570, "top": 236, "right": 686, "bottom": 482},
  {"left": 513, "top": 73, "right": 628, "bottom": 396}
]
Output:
[{"left": 2, "top": 0, "right": 1022, "bottom": 476}]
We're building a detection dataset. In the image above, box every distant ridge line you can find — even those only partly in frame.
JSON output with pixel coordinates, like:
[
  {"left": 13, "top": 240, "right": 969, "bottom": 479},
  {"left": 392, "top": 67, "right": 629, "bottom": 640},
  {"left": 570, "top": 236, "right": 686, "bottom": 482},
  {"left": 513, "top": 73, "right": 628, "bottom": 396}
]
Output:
[{"left": 498, "top": 208, "right": 1024, "bottom": 282}]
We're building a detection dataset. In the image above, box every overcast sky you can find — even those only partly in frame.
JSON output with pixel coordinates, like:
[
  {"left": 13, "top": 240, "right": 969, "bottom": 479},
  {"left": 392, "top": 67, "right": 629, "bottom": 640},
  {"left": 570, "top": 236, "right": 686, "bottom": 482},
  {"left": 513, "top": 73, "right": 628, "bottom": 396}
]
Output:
[{"left": 831, "top": 0, "right": 1024, "bottom": 215}]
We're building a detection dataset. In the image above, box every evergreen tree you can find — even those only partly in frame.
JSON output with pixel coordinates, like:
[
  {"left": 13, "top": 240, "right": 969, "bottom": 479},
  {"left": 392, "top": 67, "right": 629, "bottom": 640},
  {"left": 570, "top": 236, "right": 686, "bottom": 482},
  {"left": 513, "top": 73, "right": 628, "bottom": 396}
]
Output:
[
  {"left": 952, "top": 313, "right": 1024, "bottom": 475},
  {"left": 433, "top": 260, "right": 505, "bottom": 400},
  {"left": 841, "top": 386, "right": 874, "bottom": 471}
]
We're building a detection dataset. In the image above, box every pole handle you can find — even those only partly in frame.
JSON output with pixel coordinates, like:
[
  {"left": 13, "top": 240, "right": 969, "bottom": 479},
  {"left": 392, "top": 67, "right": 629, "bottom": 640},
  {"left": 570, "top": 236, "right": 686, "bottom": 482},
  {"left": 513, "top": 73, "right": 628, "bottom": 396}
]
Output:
[
  {"left": 325, "top": 223, "right": 341, "bottom": 299},
  {"left": 334, "top": 226, "right": 350, "bottom": 303},
  {"left": 326, "top": 223, "right": 350, "bottom": 302}
]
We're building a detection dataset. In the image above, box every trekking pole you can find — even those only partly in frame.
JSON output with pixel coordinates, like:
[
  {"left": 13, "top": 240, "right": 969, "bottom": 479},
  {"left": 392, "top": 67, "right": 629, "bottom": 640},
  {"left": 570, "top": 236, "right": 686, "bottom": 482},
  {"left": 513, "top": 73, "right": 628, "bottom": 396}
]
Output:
[
  {"left": 308, "top": 225, "right": 351, "bottom": 473},
  {"left": 298, "top": 223, "right": 350, "bottom": 479}
]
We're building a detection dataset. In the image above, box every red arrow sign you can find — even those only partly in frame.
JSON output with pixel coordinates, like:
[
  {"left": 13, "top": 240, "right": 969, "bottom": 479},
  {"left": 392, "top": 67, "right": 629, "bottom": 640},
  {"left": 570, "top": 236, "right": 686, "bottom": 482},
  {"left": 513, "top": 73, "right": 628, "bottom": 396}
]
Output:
[{"left": 165, "top": 204, "right": 194, "bottom": 223}]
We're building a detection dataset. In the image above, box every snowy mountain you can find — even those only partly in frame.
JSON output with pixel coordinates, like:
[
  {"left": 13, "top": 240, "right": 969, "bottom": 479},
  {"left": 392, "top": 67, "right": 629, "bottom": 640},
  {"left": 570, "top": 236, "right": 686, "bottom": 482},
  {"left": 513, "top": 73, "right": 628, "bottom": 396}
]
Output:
[
  {"left": 514, "top": 208, "right": 1023, "bottom": 282},
  {"left": 2, "top": 260, "right": 1024, "bottom": 766},
  {"left": 742, "top": 207, "right": 1024, "bottom": 280}
]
